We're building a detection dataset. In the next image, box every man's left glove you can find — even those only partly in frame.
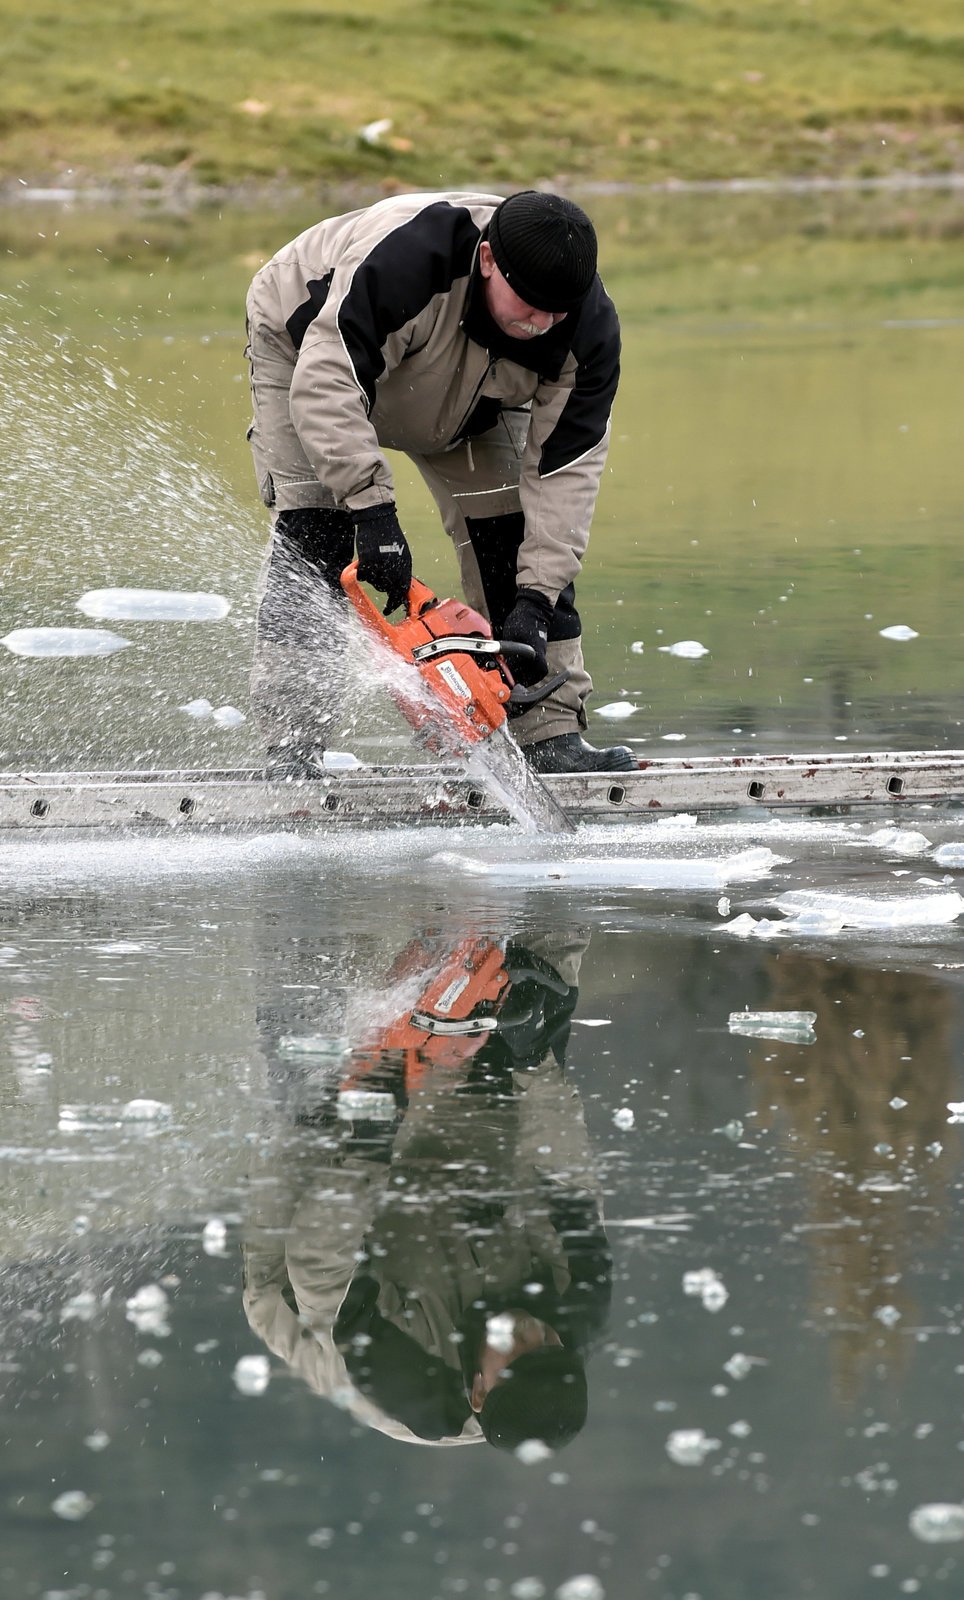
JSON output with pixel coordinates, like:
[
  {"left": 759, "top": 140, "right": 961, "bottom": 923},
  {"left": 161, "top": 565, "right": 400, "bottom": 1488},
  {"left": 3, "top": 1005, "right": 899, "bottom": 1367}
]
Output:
[
  {"left": 499, "top": 589, "right": 554, "bottom": 685},
  {"left": 353, "top": 502, "right": 413, "bottom": 614}
]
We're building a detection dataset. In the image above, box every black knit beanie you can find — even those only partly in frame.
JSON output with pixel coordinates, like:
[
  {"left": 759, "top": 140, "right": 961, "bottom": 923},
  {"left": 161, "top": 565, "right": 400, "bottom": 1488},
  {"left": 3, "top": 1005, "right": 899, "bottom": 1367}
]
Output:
[
  {"left": 478, "top": 1347, "right": 588, "bottom": 1451},
  {"left": 487, "top": 191, "right": 598, "bottom": 313}
]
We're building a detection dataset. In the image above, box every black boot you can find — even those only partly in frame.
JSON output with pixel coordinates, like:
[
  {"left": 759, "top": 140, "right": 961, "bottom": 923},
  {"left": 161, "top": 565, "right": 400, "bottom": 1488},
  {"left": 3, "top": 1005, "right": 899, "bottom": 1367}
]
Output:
[
  {"left": 264, "top": 746, "right": 326, "bottom": 780},
  {"left": 524, "top": 734, "right": 636, "bottom": 774}
]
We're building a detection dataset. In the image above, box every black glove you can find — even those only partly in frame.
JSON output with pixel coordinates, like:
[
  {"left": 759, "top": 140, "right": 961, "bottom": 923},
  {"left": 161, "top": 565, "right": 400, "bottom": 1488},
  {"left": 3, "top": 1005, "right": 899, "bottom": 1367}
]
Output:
[
  {"left": 353, "top": 503, "right": 413, "bottom": 614},
  {"left": 500, "top": 589, "right": 554, "bottom": 685}
]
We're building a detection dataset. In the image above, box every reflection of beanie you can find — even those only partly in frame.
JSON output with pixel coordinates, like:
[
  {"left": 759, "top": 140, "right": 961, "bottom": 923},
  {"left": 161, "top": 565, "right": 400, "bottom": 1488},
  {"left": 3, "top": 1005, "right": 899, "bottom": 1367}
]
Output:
[
  {"left": 487, "top": 192, "right": 598, "bottom": 313},
  {"left": 478, "top": 1347, "right": 588, "bottom": 1452}
]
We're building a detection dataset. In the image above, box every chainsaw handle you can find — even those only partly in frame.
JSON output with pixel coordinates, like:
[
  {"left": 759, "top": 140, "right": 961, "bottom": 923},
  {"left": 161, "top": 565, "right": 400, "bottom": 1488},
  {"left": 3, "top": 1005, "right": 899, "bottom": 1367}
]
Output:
[{"left": 341, "top": 561, "right": 437, "bottom": 626}]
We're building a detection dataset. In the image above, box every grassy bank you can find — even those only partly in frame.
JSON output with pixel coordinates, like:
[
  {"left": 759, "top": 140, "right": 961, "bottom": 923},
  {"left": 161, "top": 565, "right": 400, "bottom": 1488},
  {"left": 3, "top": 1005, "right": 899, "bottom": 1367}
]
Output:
[{"left": 2, "top": 0, "right": 963, "bottom": 192}]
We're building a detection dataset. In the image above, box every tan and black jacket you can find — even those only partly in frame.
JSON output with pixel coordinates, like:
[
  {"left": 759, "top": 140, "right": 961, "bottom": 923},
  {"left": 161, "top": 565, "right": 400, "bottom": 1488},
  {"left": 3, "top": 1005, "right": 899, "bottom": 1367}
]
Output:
[{"left": 246, "top": 191, "right": 621, "bottom": 603}]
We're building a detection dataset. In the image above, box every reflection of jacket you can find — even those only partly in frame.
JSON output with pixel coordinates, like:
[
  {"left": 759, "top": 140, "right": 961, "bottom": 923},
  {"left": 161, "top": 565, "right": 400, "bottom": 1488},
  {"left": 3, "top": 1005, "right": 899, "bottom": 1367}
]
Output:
[
  {"left": 245, "top": 191, "right": 620, "bottom": 603},
  {"left": 243, "top": 943, "right": 611, "bottom": 1446}
]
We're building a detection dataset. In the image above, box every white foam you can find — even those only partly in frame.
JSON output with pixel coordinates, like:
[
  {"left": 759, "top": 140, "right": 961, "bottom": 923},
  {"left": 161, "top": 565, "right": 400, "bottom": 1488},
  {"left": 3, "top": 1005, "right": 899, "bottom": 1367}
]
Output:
[
  {"left": 1, "top": 626, "right": 132, "bottom": 657},
  {"left": 76, "top": 587, "right": 231, "bottom": 622}
]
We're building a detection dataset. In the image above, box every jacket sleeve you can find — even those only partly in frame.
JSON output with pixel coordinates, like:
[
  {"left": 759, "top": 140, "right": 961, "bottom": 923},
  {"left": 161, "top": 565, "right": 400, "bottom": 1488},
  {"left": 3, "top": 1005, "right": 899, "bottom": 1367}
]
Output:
[
  {"left": 515, "top": 283, "right": 621, "bottom": 604},
  {"left": 288, "top": 200, "right": 480, "bottom": 513}
]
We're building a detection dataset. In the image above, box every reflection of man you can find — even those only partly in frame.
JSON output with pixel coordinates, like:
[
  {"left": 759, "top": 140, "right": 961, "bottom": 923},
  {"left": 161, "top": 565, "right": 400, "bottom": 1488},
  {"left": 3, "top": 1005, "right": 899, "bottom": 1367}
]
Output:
[{"left": 242, "top": 933, "right": 610, "bottom": 1448}]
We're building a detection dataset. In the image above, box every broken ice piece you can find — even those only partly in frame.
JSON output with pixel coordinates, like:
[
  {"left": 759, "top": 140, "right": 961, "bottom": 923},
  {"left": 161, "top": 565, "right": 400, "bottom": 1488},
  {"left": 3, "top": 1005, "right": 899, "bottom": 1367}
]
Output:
[
  {"left": 946, "top": 1102, "right": 964, "bottom": 1124},
  {"left": 933, "top": 843, "right": 964, "bottom": 867},
  {"left": 658, "top": 640, "right": 709, "bottom": 659},
  {"left": 515, "top": 1438, "right": 552, "bottom": 1464},
  {"left": 723, "top": 1352, "right": 767, "bottom": 1381},
  {"left": 728, "top": 1010, "right": 816, "bottom": 1044},
  {"left": 879, "top": 624, "right": 918, "bottom": 641},
  {"left": 211, "top": 704, "right": 246, "bottom": 727},
  {"left": 278, "top": 1033, "right": 350, "bottom": 1056},
  {"left": 125, "top": 1284, "right": 171, "bottom": 1337},
  {"left": 322, "top": 750, "right": 363, "bottom": 770},
  {"left": 337, "top": 1088, "right": 397, "bottom": 1122},
  {"left": 77, "top": 588, "right": 231, "bottom": 622},
  {"left": 613, "top": 1108, "right": 635, "bottom": 1130},
  {"left": 682, "top": 1267, "right": 728, "bottom": 1311},
  {"left": 595, "top": 701, "right": 637, "bottom": 719},
  {"left": 630, "top": 641, "right": 645, "bottom": 654},
  {"left": 179, "top": 697, "right": 214, "bottom": 718},
  {"left": 2, "top": 626, "right": 133, "bottom": 657},
  {"left": 52, "top": 1490, "right": 94, "bottom": 1521},
  {"left": 486, "top": 1313, "right": 517, "bottom": 1354},
  {"left": 666, "top": 1428, "right": 720, "bottom": 1466},
  {"left": 234, "top": 1353, "right": 271, "bottom": 1395},
  {"left": 909, "top": 1503, "right": 964, "bottom": 1543},
  {"left": 202, "top": 1218, "right": 228, "bottom": 1256}
]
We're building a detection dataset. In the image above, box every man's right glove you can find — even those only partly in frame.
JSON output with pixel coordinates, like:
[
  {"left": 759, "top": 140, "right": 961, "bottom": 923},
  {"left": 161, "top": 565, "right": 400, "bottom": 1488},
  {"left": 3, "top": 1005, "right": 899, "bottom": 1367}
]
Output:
[
  {"left": 499, "top": 589, "right": 554, "bottom": 686},
  {"left": 353, "top": 502, "right": 413, "bottom": 614}
]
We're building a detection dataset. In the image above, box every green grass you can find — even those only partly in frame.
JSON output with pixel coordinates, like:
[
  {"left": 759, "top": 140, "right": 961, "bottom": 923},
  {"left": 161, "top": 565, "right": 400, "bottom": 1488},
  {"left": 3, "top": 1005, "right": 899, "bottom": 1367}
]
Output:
[{"left": 0, "top": 0, "right": 962, "bottom": 190}]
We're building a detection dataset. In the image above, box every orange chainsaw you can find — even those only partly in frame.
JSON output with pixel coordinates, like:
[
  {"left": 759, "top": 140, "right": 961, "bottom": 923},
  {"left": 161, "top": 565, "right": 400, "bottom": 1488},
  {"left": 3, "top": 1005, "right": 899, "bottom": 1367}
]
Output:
[{"left": 340, "top": 561, "right": 568, "bottom": 761}]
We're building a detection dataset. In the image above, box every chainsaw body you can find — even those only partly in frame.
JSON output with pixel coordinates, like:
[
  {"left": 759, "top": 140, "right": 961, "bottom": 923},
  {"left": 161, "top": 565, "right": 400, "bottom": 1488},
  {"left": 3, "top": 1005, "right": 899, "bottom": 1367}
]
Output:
[{"left": 340, "top": 563, "right": 565, "bottom": 758}]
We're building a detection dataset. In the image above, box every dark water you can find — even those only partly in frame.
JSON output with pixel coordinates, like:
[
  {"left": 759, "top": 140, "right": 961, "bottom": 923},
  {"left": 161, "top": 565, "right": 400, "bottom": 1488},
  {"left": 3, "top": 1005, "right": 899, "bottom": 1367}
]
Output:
[
  {"left": 1, "top": 820, "right": 963, "bottom": 1600},
  {"left": 2, "top": 189, "right": 964, "bottom": 1598}
]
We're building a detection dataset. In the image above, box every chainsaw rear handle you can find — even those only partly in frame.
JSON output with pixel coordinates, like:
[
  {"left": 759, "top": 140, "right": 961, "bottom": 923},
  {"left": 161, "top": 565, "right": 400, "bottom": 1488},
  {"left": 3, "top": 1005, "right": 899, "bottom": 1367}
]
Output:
[{"left": 340, "top": 560, "right": 437, "bottom": 640}]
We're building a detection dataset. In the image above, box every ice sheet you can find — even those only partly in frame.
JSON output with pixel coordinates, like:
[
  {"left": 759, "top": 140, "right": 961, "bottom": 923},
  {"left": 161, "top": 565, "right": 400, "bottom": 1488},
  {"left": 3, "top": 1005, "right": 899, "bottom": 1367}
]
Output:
[{"left": 429, "top": 846, "right": 785, "bottom": 890}]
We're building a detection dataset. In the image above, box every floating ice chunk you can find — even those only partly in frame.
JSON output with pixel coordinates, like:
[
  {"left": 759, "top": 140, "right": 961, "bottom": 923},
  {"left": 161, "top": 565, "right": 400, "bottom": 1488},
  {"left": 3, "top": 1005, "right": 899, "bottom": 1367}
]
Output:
[
  {"left": 909, "top": 1503, "right": 964, "bottom": 1543},
  {"left": 434, "top": 847, "right": 784, "bottom": 892},
  {"left": 555, "top": 1579, "right": 605, "bottom": 1600},
  {"left": 337, "top": 1088, "right": 397, "bottom": 1121},
  {"left": 511, "top": 1581, "right": 547, "bottom": 1600},
  {"left": 52, "top": 1490, "right": 94, "bottom": 1521},
  {"left": 776, "top": 888, "right": 964, "bottom": 929},
  {"left": 666, "top": 1428, "right": 721, "bottom": 1466},
  {"left": 278, "top": 1033, "right": 350, "bottom": 1057},
  {"left": 874, "top": 1304, "right": 901, "bottom": 1326},
  {"left": 323, "top": 750, "right": 363, "bottom": 770},
  {"left": 202, "top": 1218, "right": 228, "bottom": 1256},
  {"left": 728, "top": 1010, "right": 816, "bottom": 1044},
  {"left": 613, "top": 1108, "right": 635, "bottom": 1130},
  {"left": 61, "top": 1290, "right": 100, "bottom": 1323},
  {"left": 879, "top": 624, "right": 918, "bottom": 641},
  {"left": 683, "top": 1267, "right": 728, "bottom": 1311},
  {"left": 890, "top": 1096, "right": 907, "bottom": 1110},
  {"left": 933, "top": 843, "right": 964, "bottom": 867},
  {"left": 211, "top": 704, "right": 246, "bottom": 727},
  {"left": 630, "top": 641, "right": 645, "bottom": 654},
  {"left": 138, "top": 1347, "right": 164, "bottom": 1367},
  {"left": 1, "top": 626, "right": 132, "bottom": 657},
  {"left": 658, "top": 640, "right": 709, "bottom": 658},
  {"left": 486, "top": 1313, "right": 517, "bottom": 1354},
  {"left": 865, "top": 826, "right": 932, "bottom": 857},
  {"left": 724, "top": 1353, "right": 768, "bottom": 1381},
  {"left": 58, "top": 1098, "right": 172, "bottom": 1132},
  {"left": 77, "top": 588, "right": 231, "bottom": 622},
  {"left": 125, "top": 1283, "right": 171, "bottom": 1337},
  {"left": 234, "top": 1353, "right": 271, "bottom": 1395},
  {"left": 121, "top": 1097, "right": 172, "bottom": 1121},
  {"left": 572, "top": 1019, "right": 611, "bottom": 1028},
  {"left": 662, "top": 732, "right": 686, "bottom": 741},
  {"left": 84, "top": 1430, "right": 110, "bottom": 1452},
  {"left": 179, "top": 697, "right": 214, "bottom": 718},
  {"left": 947, "top": 1102, "right": 964, "bottom": 1125},
  {"left": 516, "top": 1438, "right": 552, "bottom": 1464},
  {"left": 595, "top": 701, "right": 637, "bottom": 719}
]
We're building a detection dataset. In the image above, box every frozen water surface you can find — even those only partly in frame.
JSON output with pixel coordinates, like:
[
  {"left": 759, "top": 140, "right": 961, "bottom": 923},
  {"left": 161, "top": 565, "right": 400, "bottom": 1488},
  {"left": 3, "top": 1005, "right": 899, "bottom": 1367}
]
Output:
[{"left": 3, "top": 204, "right": 964, "bottom": 1600}]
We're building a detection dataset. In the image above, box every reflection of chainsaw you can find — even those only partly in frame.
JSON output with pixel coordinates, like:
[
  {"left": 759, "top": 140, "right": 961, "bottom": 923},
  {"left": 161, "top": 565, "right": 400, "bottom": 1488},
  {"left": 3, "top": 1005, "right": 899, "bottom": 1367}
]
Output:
[
  {"left": 336, "top": 937, "right": 511, "bottom": 1122},
  {"left": 340, "top": 562, "right": 568, "bottom": 760}
]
